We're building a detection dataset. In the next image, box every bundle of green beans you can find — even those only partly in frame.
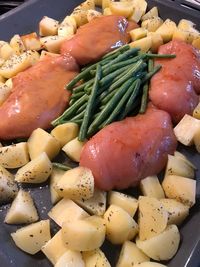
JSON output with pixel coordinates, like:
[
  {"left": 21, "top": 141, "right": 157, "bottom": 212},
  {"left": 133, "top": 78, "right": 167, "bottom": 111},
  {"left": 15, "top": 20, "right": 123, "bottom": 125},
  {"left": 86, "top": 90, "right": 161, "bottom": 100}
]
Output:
[{"left": 52, "top": 45, "right": 176, "bottom": 141}]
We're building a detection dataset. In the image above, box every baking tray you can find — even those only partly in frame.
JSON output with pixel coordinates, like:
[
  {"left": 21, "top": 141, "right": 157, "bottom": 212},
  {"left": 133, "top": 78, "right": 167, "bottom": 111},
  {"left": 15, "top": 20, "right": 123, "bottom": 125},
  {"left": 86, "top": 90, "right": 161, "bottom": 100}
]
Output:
[{"left": 0, "top": 0, "right": 200, "bottom": 266}]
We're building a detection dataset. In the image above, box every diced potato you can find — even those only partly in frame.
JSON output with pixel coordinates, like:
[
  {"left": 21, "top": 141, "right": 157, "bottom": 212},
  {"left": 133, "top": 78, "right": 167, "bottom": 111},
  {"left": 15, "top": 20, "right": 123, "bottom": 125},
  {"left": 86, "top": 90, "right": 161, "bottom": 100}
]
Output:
[
  {"left": 41, "top": 230, "right": 68, "bottom": 265},
  {"left": 102, "top": 0, "right": 113, "bottom": 10},
  {"left": 0, "top": 74, "right": 5, "bottom": 83},
  {"left": 174, "top": 151, "right": 196, "bottom": 170},
  {"left": 193, "top": 102, "right": 200, "bottom": 119},
  {"left": 140, "top": 175, "right": 165, "bottom": 199},
  {"left": 0, "top": 84, "right": 12, "bottom": 106},
  {"left": 162, "top": 175, "right": 196, "bottom": 207},
  {"left": 103, "top": 7, "right": 112, "bottom": 15},
  {"left": 192, "top": 36, "right": 200, "bottom": 50},
  {"left": 71, "top": 9, "right": 88, "bottom": 27},
  {"left": 55, "top": 166, "right": 94, "bottom": 200},
  {"left": 108, "top": 191, "right": 138, "bottom": 217},
  {"left": 10, "top": 34, "right": 26, "bottom": 55},
  {"left": 21, "top": 32, "right": 42, "bottom": 51},
  {"left": 75, "top": 188, "right": 106, "bottom": 216},
  {"left": 11, "top": 220, "right": 51, "bottom": 255},
  {"left": 129, "top": 8, "right": 144, "bottom": 23},
  {"left": 82, "top": 249, "right": 111, "bottom": 267},
  {"left": 58, "top": 22, "right": 75, "bottom": 39},
  {"left": 142, "top": 17, "right": 163, "bottom": 32},
  {"left": 40, "top": 50, "right": 59, "bottom": 60},
  {"left": 116, "top": 241, "right": 150, "bottom": 267},
  {"left": 62, "top": 215, "right": 106, "bottom": 251},
  {"left": 0, "top": 142, "right": 29, "bottom": 169},
  {"left": 104, "top": 204, "right": 138, "bottom": 244},
  {"left": 0, "top": 43, "right": 15, "bottom": 60},
  {"left": 48, "top": 198, "right": 89, "bottom": 226},
  {"left": 193, "top": 127, "right": 200, "bottom": 153},
  {"left": 40, "top": 35, "right": 66, "bottom": 53},
  {"left": 87, "top": 9, "right": 102, "bottom": 22},
  {"left": 164, "top": 154, "right": 195, "bottom": 179},
  {"left": 174, "top": 114, "right": 200, "bottom": 146},
  {"left": 130, "top": 27, "right": 148, "bottom": 41},
  {"left": 0, "top": 50, "right": 40, "bottom": 79},
  {"left": 51, "top": 122, "right": 79, "bottom": 147},
  {"left": 61, "top": 15, "right": 77, "bottom": 31},
  {"left": 178, "top": 19, "right": 197, "bottom": 31},
  {"left": 0, "top": 40, "right": 6, "bottom": 48},
  {"left": 78, "top": 0, "right": 95, "bottom": 10},
  {"left": 39, "top": 16, "right": 59, "bottom": 36},
  {"left": 141, "top": 6, "right": 158, "bottom": 21},
  {"left": 15, "top": 152, "right": 52, "bottom": 183},
  {"left": 5, "top": 77, "right": 13, "bottom": 88},
  {"left": 133, "top": 0, "right": 147, "bottom": 16},
  {"left": 160, "top": 198, "right": 189, "bottom": 225},
  {"left": 4, "top": 189, "right": 38, "bottom": 224},
  {"left": 94, "top": 0, "right": 102, "bottom": 6},
  {"left": 134, "top": 263, "right": 167, "bottom": 267},
  {"left": 49, "top": 167, "right": 65, "bottom": 204},
  {"left": 0, "top": 58, "right": 4, "bottom": 67},
  {"left": 156, "top": 19, "right": 177, "bottom": 42},
  {"left": 138, "top": 196, "right": 168, "bottom": 241},
  {"left": 28, "top": 128, "right": 60, "bottom": 160},
  {"left": 136, "top": 225, "right": 180, "bottom": 261},
  {"left": 172, "top": 29, "right": 195, "bottom": 44},
  {"left": 0, "top": 165, "right": 18, "bottom": 204},
  {"left": 129, "top": 36, "right": 152, "bottom": 52},
  {"left": 55, "top": 250, "right": 85, "bottom": 267},
  {"left": 109, "top": 1, "right": 134, "bottom": 18},
  {"left": 62, "top": 137, "right": 86, "bottom": 162}
]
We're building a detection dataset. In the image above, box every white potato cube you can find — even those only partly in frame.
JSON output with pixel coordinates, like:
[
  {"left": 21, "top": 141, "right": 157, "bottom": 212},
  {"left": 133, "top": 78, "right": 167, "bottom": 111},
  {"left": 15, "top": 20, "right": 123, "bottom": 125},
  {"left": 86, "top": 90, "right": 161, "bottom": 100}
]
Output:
[
  {"left": 156, "top": 19, "right": 177, "bottom": 42},
  {"left": 48, "top": 198, "right": 89, "bottom": 226},
  {"left": 0, "top": 142, "right": 29, "bottom": 169},
  {"left": 55, "top": 166, "right": 94, "bottom": 200},
  {"left": 136, "top": 225, "right": 180, "bottom": 261},
  {"left": 140, "top": 175, "right": 165, "bottom": 199},
  {"left": 15, "top": 152, "right": 52, "bottom": 183},
  {"left": 0, "top": 43, "right": 15, "bottom": 60},
  {"left": 71, "top": 9, "right": 88, "bottom": 27},
  {"left": 49, "top": 167, "right": 65, "bottom": 204},
  {"left": 193, "top": 127, "right": 200, "bottom": 153},
  {"left": 87, "top": 9, "right": 102, "bottom": 22},
  {"left": 58, "top": 24, "right": 74, "bottom": 39},
  {"left": 55, "top": 250, "right": 85, "bottom": 267},
  {"left": 141, "top": 6, "right": 158, "bottom": 21},
  {"left": 40, "top": 36, "right": 66, "bottom": 53},
  {"left": 61, "top": 16, "right": 77, "bottom": 31},
  {"left": 174, "top": 151, "right": 196, "bottom": 170},
  {"left": 21, "top": 32, "right": 42, "bottom": 51},
  {"left": 82, "top": 249, "right": 111, "bottom": 267},
  {"left": 4, "top": 189, "right": 38, "bottom": 224},
  {"left": 78, "top": 0, "right": 95, "bottom": 10},
  {"left": 103, "top": 7, "right": 112, "bottom": 15},
  {"left": 40, "top": 50, "right": 59, "bottom": 60},
  {"left": 39, "top": 16, "right": 59, "bottom": 36},
  {"left": 109, "top": 1, "right": 134, "bottom": 18},
  {"left": 129, "top": 36, "right": 152, "bottom": 52},
  {"left": 28, "top": 128, "right": 60, "bottom": 160},
  {"left": 62, "top": 137, "right": 86, "bottom": 162},
  {"left": 130, "top": 28, "right": 148, "bottom": 41},
  {"left": 10, "top": 34, "right": 26, "bottom": 55},
  {"left": 0, "top": 84, "right": 12, "bottom": 106},
  {"left": 104, "top": 204, "right": 138, "bottom": 244},
  {"left": 11, "top": 220, "right": 51, "bottom": 255},
  {"left": 142, "top": 17, "right": 163, "bottom": 32},
  {"left": 147, "top": 32, "right": 163, "bottom": 53}
]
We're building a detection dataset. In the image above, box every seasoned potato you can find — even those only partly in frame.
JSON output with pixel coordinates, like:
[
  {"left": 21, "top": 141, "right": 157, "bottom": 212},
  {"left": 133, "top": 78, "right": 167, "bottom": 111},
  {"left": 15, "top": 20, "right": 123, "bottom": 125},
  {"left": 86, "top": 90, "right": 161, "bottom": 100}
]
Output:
[
  {"left": 75, "top": 188, "right": 106, "bottom": 216},
  {"left": 193, "top": 102, "right": 200, "bottom": 119},
  {"left": 11, "top": 220, "right": 51, "bottom": 255},
  {"left": 104, "top": 204, "right": 138, "bottom": 244},
  {"left": 0, "top": 165, "right": 18, "bottom": 204},
  {"left": 4, "top": 189, "right": 38, "bottom": 224},
  {"left": 109, "top": 1, "right": 134, "bottom": 18},
  {"left": 62, "top": 215, "right": 106, "bottom": 251},
  {"left": 138, "top": 196, "right": 168, "bottom": 241},
  {"left": 174, "top": 114, "right": 200, "bottom": 146},
  {"left": 129, "top": 36, "right": 152, "bottom": 52},
  {"left": 172, "top": 29, "right": 195, "bottom": 44},
  {"left": 58, "top": 24, "right": 74, "bottom": 39},
  {"left": 55, "top": 250, "right": 85, "bottom": 267},
  {"left": 87, "top": 9, "right": 102, "bottom": 21},
  {"left": 55, "top": 166, "right": 94, "bottom": 200},
  {"left": 140, "top": 175, "right": 165, "bottom": 199},
  {"left": 21, "top": 32, "right": 42, "bottom": 51},
  {"left": 28, "top": 128, "right": 60, "bottom": 160},
  {"left": 40, "top": 36, "right": 66, "bottom": 53},
  {"left": 40, "top": 50, "right": 59, "bottom": 60},
  {"left": 108, "top": 191, "right": 138, "bottom": 217},
  {"left": 178, "top": 19, "right": 199, "bottom": 33},
  {"left": 71, "top": 9, "right": 88, "bottom": 27},
  {"left": 0, "top": 50, "right": 39, "bottom": 78},
  {"left": 0, "top": 84, "right": 12, "bottom": 106},
  {"left": 192, "top": 36, "right": 200, "bottom": 50},
  {"left": 0, "top": 142, "right": 29, "bottom": 169},
  {"left": 39, "top": 16, "right": 59, "bottom": 36},
  {"left": 141, "top": 6, "right": 158, "bottom": 21},
  {"left": 136, "top": 225, "right": 180, "bottom": 261},
  {"left": 78, "top": 0, "right": 95, "bottom": 10},
  {"left": 156, "top": 19, "right": 177, "bottom": 42},
  {"left": 5, "top": 77, "right": 13, "bottom": 88},
  {"left": 193, "top": 127, "right": 200, "bottom": 153},
  {"left": 162, "top": 175, "right": 196, "bottom": 207},
  {"left": 160, "top": 198, "right": 189, "bottom": 225},
  {"left": 116, "top": 241, "right": 150, "bottom": 267},
  {"left": 129, "top": 8, "right": 144, "bottom": 23},
  {"left": 10, "top": 34, "right": 26, "bottom": 55},
  {"left": 49, "top": 167, "right": 65, "bottom": 204},
  {"left": 94, "top": 0, "right": 102, "bottom": 6},
  {"left": 134, "top": 263, "right": 167, "bottom": 267},
  {"left": 61, "top": 15, "right": 77, "bottom": 31},
  {"left": 103, "top": 7, "right": 112, "bottom": 15},
  {"left": 82, "top": 249, "right": 111, "bottom": 267},
  {"left": 164, "top": 154, "right": 195, "bottom": 179},
  {"left": 48, "top": 198, "right": 89, "bottom": 226},
  {"left": 15, "top": 152, "right": 52, "bottom": 183},
  {"left": 102, "top": 0, "right": 112, "bottom": 10},
  {"left": 51, "top": 122, "right": 79, "bottom": 147},
  {"left": 62, "top": 137, "right": 86, "bottom": 162},
  {"left": 130, "top": 28, "right": 148, "bottom": 41},
  {"left": 142, "top": 17, "right": 163, "bottom": 32},
  {"left": 0, "top": 74, "right": 5, "bottom": 83},
  {"left": 174, "top": 151, "right": 196, "bottom": 170},
  {"left": 41, "top": 230, "right": 68, "bottom": 265},
  {"left": 0, "top": 43, "right": 15, "bottom": 60},
  {"left": 133, "top": 0, "right": 147, "bottom": 15}
]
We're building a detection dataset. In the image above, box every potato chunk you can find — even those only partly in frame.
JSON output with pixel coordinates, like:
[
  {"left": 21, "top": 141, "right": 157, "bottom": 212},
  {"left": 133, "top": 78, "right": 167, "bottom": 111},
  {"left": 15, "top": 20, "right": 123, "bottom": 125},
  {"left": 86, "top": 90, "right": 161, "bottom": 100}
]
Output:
[
  {"left": 82, "top": 249, "right": 111, "bottom": 267},
  {"left": 48, "top": 198, "right": 89, "bottom": 226},
  {"left": 136, "top": 225, "right": 180, "bottom": 261},
  {"left": 0, "top": 142, "right": 29, "bottom": 169},
  {"left": 147, "top": 32, "right": 163, "bottom": 53},
  {"left": 55, "top": 250, "right": 85, "bottom": 267},
  {"left": 87, "top": 10, "right": 102, "bottom": 22},
  {"left": 0, "top": 165, "right": 18, "bottom": 204},
  {"left": 129, "top": 37, "right": 152, "bottom": 52},
  {"left": 162, "top": 175, "right": 196, "bottom": 207},
  {"left": 141, "top": 17, "right": 163, "bottom": 32},
  {"left": 11, "top": 220, "right": 51, "bottom": 255},
  {"left": 193, "top": 127, "right": 200, "bottom": 153},
  {"left": 39, "top": 16, "right": 59, "bottom": 36},
  {"left": 130, "top": 28, "right": 148, "bottom": 41},
  {"left": 156, "top": 19, "right": 177, "bottom": 42},
  {"left": 15, "top": 152, "right": 52, "bottom": 183},
  {"left": 140, "top": 175, "right": 165, "bottom": 199},
  {"left": 55, "top": 166, "right": 94, "bottom": 200},
  {"left": 104, "top": 205, "right": 138, "bottom": 244},
  {"left": 10, "top": 34, "right": 26, "bottom": 55},
  {"left": 0, "top": 43, "right": 15, "bottom": 60},
  {"left": 116, "top": 241, "right": 150, "bottom": 267},
  {"left": 40, "top": 36, "right": 66, "bottom": 53},
  {"left": 62, "top": 216, "right": 106, "bottom": 251},
  {"left": 51, "top": 122, "right": 79, "bottom": 147},
  {"left": 21, "top": 32, "right": 42, "bottom": 51},
  {"left": 141, "top": 6, "right": 158, "bottom": 21},
  {"left": 0, "top": 84, "right": 12, "bottom": 106},
  {"left": 28, "top": 128, "right": 60, "bottom": 160},
  {"left": 138, "top": 196, "right": 168, "bottom": 241},
  {"left": 62, "top": 137, "right": 86, "bottom": 162},
  {"left": 4, "top": 189, "right": 38, "bottom": 224},
  {"left": 49, "top": 167, "right": 64, "bottom": 204},
  {"left": 109, "top": 1, "right": 134, "bottom": 18}
]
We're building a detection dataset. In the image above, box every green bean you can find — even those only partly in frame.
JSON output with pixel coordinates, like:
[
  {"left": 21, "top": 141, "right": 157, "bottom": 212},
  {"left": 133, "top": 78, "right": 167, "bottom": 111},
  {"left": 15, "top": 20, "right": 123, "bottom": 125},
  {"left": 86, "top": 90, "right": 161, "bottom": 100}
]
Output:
[
  {"left": 52, "top": 94, "right": 89, "bottom": 126},
  {"left": 146, "top": 53, "right": 176, "bottom": 59},
  {"left": 142, "top": 65, "right": 161, "bottom": 84},
  {"left": 73, "top": 79, "right": 94, "bottom": 93},
  {"left": 148, "top": 58, "right": 154, "bottom": 72},
  {"left": 87, "top": 78, "right": 135, "bottom": 137},
  {"left": 69, "top": 99, "right": 75, "bottom": 106},
  {"left": 139, "top": 84, "right": 149, "bottom": 114},
  {"left": 79, "top": 65, "right": 102, "bottom": 141},
  {"left": 72, "top": 109, "right": 85, "bottom": 120},
  {"left": 75, "top": 102, "right": 87, "bottom": 114},
  {"left": 99, "top": 88, "right": 118, "bottom": 105},
  {"left": 71, "top": 91, "right": 85, "bottom": 100},
  {"left": 102, "top": 44, "right": 130, "bottom": 59},
  {"left": 71, "top": 119, "right": 83, "bottom": 125},
  {"left": 52, "top": 162, "right": 71, "bottom": 171}
]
